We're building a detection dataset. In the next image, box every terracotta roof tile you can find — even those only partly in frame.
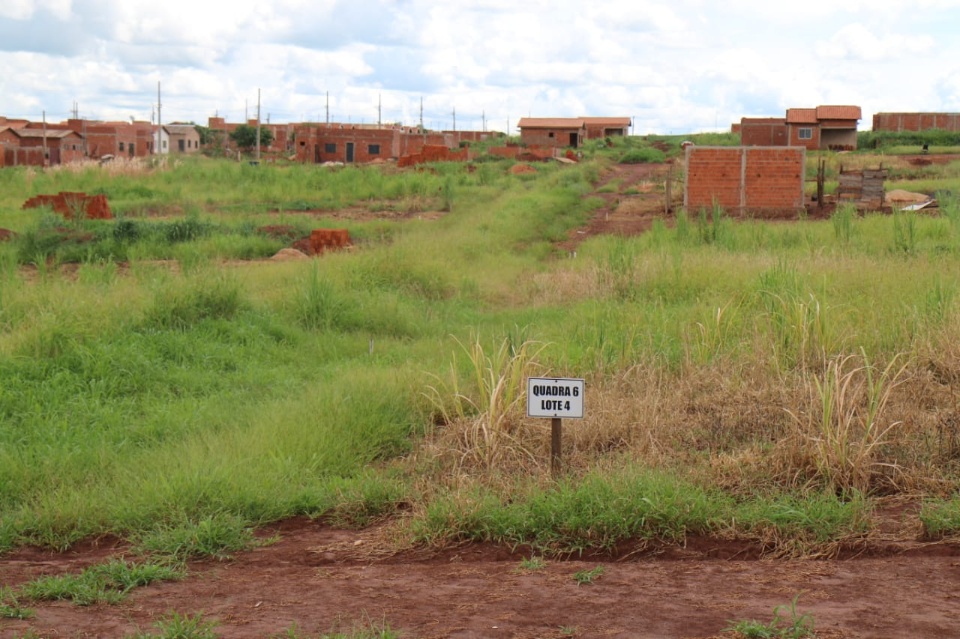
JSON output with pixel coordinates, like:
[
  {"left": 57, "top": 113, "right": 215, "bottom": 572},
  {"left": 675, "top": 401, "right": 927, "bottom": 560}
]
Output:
[
  {"left": 12, "top": 129, "right": 80, "bottom": 139},
  {"left": 786, "top": 108, "right": 818, "bottom": 124},
  {"left": 816, "top": 105, "right": 861, "bottom": 120},
  {"left": 517, "top": 117, "right": 585, "bottom": 129},
  {"left": 580, "top": 117, "right": 632, "bottom": 126}
]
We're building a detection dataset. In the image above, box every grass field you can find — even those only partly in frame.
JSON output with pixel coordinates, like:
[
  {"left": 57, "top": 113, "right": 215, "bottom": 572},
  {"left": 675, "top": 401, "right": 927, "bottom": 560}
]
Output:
[{"left": 2, "top": 143, "right": 960, "bottom": 563}]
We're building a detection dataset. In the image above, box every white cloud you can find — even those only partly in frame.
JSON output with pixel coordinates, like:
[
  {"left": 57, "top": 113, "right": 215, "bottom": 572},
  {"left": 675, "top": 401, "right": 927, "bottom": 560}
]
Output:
[
  {"left": 0, "top": 0, "right": 72, "bottom": 20},
  {"left": 1, "top": 0, "right": 960, "bottom": 131},
  {"left": 816, "top": 23, "right": 935, "bottom": 61}
]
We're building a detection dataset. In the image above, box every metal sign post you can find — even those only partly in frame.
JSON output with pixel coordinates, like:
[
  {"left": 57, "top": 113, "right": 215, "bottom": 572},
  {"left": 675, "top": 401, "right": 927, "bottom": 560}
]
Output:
[{"left": 527, "top": 377, "right": 585, "bottom": 477}]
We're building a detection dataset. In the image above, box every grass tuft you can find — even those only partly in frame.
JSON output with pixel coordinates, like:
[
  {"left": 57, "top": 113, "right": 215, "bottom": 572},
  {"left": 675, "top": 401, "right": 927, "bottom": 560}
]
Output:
[{"left": 21, "top": 559, "right": 184, "bottom": 606}]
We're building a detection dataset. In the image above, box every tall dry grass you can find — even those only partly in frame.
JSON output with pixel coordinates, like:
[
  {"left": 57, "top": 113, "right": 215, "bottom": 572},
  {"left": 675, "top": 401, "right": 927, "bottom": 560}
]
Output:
[
  {"left": 423, "top": 334, "right": 547, "bottom": 471},
  {"left": 784, "top": 351, "right": 909, "bottom": 494}
]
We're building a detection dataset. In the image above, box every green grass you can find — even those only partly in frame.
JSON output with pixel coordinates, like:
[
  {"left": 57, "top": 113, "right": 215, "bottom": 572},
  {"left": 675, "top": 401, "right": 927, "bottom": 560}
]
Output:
[
  {"left": 127, "top": 611, "right": 220, "bottom": 639},
  {"left": 134, "top": 512, "right": 262, "bottom": 560},
  {"left": 20, "top": 559, "right": 183, "bottom": 606},
  {"left": 572, "top": 565, "right": 604, "bottom": 585},
  {"left": 724, "top": 595, "right": 815, "bottom": 638},
  {"left": 919, "top": 498, "right": 960, "bottom": 537},
  {"left": 3, "top": 150, "right": 960, "bottom": 561},
  {"left": 0, "top": 587, "right": 34, "bottom": 620}
]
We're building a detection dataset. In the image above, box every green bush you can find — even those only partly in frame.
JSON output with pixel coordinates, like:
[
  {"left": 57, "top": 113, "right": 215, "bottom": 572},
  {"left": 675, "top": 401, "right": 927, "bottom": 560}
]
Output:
[{"left": 619, "top": 148, "right": 666, "bottom": 164}]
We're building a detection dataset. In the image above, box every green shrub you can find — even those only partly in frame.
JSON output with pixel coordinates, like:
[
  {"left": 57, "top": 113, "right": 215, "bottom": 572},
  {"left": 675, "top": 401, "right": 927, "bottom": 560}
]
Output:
[{"left": 619, "top": 148, "right": 666, "bottom": 164}]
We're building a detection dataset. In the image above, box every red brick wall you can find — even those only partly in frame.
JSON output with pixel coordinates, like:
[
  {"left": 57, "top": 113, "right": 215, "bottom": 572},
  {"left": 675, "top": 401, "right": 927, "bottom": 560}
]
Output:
[
  {"left": 872, "top": 112, "right": 960, "bottom": 132},
  {"left": 740, "top": 119, "right": 787, "bottom": 146},
  {"left": 400, "top": 132, "right": 452, "bottom": 156},
  {"left": 584, "top": 124, "right": 628, "bottom": 139},
  {"left": 3, "top": 146, "right": 45, "bottom": 166},
  {"left": 397, "top": 145, "right": 469, "bottom": 167},
  {"left": 294, "top": 126, "right": 400, "bottom": 163},
  {"left": 685, "top": 146, "right": 805, "bottom": 213},
  {"left": 519, "top": 128, "right": 583, "bottom": 148},
  {"left": 0, "top": 129, "right": 19, "bottom": 146},
  {"left": 787, "top": 124, "right": 820, "bottom": 150}
]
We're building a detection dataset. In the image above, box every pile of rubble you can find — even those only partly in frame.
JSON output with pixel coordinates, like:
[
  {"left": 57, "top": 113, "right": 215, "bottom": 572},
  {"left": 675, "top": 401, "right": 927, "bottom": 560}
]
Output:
[
  {"left": 22, "top": 192, "right": 112, "bottom": 219},
  {"left": 292, "top": 228, "right": 352, "bottom": 255}
]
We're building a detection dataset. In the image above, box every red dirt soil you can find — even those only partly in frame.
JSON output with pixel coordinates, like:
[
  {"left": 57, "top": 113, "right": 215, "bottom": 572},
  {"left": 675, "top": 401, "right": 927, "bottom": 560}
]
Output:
[{"left": 2, "top": 516, "right": 960, "bottom": 638}]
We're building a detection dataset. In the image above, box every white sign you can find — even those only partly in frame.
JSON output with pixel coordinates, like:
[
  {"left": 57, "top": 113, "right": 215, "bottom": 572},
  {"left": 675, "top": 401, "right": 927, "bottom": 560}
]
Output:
[{"left": 526, "top": 377, "right": 585, "bottom": 419}]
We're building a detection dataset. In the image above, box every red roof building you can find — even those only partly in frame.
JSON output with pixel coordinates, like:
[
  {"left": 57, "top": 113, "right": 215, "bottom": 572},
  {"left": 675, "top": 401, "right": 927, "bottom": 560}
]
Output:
[
  {"left": 516, "top": 118, "right": 586, "bottom": 148},
  {"left": 1, "top": 127, "right": 85, "bottom": 166},
  {"left": 741, "top": 105, "right": 860, "bottom": 151}
]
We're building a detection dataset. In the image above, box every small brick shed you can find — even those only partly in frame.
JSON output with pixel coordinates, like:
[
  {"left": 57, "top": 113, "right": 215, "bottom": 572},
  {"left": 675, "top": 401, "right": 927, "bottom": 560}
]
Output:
[{"left": 684, "top": 146, "right": 806, "bottom": 214}]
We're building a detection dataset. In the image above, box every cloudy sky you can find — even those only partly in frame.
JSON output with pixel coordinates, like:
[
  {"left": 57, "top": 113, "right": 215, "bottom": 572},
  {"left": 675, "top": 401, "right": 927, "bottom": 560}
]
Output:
[{"left": 2, "top": 0, "right": 959, "bottom": 134}]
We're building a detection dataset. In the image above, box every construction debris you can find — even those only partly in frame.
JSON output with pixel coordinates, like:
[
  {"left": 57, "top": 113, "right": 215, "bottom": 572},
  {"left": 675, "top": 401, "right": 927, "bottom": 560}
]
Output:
[{"left": 22, "top": 192, "right": 112, "bottom": 220}]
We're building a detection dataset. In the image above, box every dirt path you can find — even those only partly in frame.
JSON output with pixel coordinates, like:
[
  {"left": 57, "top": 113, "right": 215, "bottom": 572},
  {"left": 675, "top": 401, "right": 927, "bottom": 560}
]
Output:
[
  {"left": 3, "top": 519, "right": 960, "bottom": 638},
  {"left": 559, "top": 161, "right": 680, "bottom": 252}
]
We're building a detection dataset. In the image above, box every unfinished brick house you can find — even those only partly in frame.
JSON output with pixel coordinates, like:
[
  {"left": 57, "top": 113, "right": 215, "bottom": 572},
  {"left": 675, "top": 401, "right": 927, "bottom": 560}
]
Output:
[
  {"left": 27, "top": 119, "right": 146, "bottom": 159},
  {"left": 517, "top": 118, "right": 586, "bottom": 149},
  {"left": 740, "top": 105, "right": 861, "bottom": 151},
  {"left": 294, "top": 124, "right": 402, "bottom": 163},
  {"left": 1, "top": 127, "right": 85, "bottom": 166},
  {"left": 872, "top": 112, "right": 960, "bottom": 133},
  {"left": 163, "top": 124, "right": 201, "bottom": 154},
  {"left": 292, "top": 124, "right": 485, "bottom": 164},
  {"left": 685, "top": 146, "right": 806, "bottom": 214},
  {"left": 582, "top": 117, "right": 632, "bottom": 139},
  {"left": 207, "top": 117, "right": 294, "bottom": 156},
  {"left": 400, "top": 130, "right": 456, "bottom": 157},
  {"left": 739, "top": 118, "right": 788, "bottom": 146}
]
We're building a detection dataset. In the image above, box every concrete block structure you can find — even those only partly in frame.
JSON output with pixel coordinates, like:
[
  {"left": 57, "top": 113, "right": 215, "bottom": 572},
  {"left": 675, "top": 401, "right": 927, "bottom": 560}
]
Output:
[{"left": 685, "top": 146, "right": 806, "bottom": 214}]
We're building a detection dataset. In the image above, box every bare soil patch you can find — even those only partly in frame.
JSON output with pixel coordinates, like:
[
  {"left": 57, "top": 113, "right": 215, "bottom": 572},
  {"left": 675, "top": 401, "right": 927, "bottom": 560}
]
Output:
[
  {"left": 559, "top": 162, "right": 680, "bottom": 251},
  {"left": 3, "top": 517, "right": 960, "bottom": 638}
]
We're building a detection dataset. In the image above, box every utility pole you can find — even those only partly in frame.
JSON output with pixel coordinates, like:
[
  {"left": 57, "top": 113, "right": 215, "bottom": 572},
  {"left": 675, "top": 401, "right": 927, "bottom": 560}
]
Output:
[
  {"left": 256, "top": 88, "right": 261, "bottom": 162},
  {"left": 157, "top": 81, "right": 162, "bottom": 154},
  {"left": 42, "top": 110, "right": 47, "bottom": 165},
  {"left": 378, "top": 93, "right": 382, "bottom": 127},
  {"left": 419, "top": 97, "right": 424, "bottom": 131},
  {"left": 482, "top": 110, "right": 486, "bottom": 132},
  {"left": 325, "top": 91, "right": 329, "bottom": 124},
  {"left": 452, "top": 106, "right": 456, "bottom": 132}
]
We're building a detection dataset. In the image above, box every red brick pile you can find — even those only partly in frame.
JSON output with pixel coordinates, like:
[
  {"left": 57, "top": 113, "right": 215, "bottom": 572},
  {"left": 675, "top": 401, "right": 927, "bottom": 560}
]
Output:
[
  {"left": 292, "top": 228, "right": 352, "bottom": 255},
  {"left": 22, "top": 192, "right": 112, "bottom": 220},
  {"left": 488, "top": 146, "right": 558, "bottom": 161},
  {"left": 397, "top": 145, "right": 469, "bottom": 168}
]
